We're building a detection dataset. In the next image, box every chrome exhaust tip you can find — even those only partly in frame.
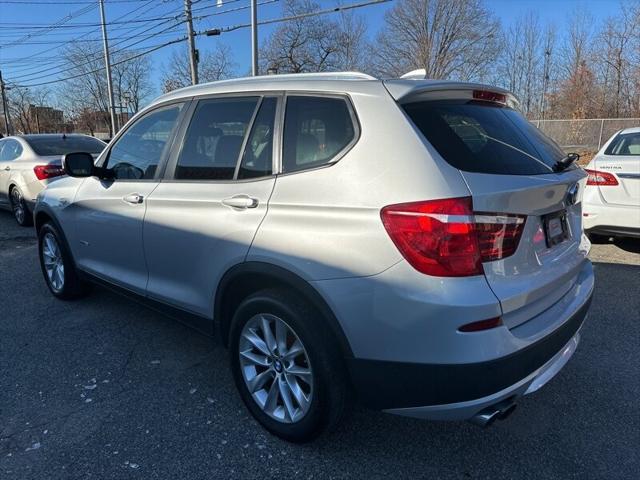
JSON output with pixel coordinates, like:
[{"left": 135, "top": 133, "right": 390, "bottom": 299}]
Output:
[{"left": 469, "top": 398, "right": 518, "bottom": 428}]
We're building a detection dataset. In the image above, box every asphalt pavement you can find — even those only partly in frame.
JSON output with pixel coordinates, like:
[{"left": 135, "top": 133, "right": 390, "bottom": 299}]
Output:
[{"left": 1, "top": 210, "right": 639, "bottom": 479}]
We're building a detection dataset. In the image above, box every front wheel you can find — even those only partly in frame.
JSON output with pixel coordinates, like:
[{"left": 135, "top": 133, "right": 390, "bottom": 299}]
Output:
[
  {"left": 10, "top": 187, "right": 33, "bottom": 227},
  {"left": 229, "top": 289, "right": 350, "bottom": 442},
  {"left": 38, "top": 222, "right": 90, "bottom": 300}
]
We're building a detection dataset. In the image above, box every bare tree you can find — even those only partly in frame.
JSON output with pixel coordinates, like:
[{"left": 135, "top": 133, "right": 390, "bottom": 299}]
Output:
[
  {"left": 371, "top": 0, "right": 500, "bottom": 80},
  {"left": 59, "top": 43, "right": 153, "bottom": 136},
  {"left": 593, "top": 2, "right": 640, "bottom": 117},
  {"left": 6, "top": 86, "right": 51, "bottom": 134},
  {"left": 260, "top": 0, "right": 340, "bottom": 73},
  {"left": 334, "top": 11, "right": 370, "bottom": 72},
  {"left": 497, "top": 12, "right": 543, "bottom": 116},
  {"left": 161, "top": 44, "right": 236, "bottom": 93}
]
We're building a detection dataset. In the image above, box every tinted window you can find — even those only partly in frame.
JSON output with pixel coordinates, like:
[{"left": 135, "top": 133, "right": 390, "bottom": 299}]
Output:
[
  {"left": 283, "top": 96, "right": 355, "bottom": 173},
  {"left": 0, "top": 139, "right": 23, "bottom": 161},
  {"left": 176, "top": 97, "right": 258, "bottom": 180},
  {"left": 26, "top": 136, "right": 105, "bottom": 156},
  {"left": 238, "top": 97, "right": 277, "bottom": 179},
  {"left": 605, "top": 132, "right": 640, "bottom": 156},
  {"left": 107, "top": 104, "right": 182, "bottom": 180},
  {"left": 403, "top": 100, "right": 566, "bottom": 175}
]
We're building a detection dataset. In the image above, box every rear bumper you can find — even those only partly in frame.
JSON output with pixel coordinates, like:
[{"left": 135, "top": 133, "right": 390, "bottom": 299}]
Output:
[
  {"left": 583, "top": 197, "right": 640, "bottom": 236},
  {"left": 347, "top": 289, "right": 592, "bottom": 418}
]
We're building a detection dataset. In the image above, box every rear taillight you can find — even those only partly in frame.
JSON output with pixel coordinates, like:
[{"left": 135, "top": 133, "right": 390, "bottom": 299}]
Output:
[
  {"left": 34, "top": 164, "right": 65, "bottom": 180},
  {"left": 381, "top": 197, "right": 525, "bottom": 277},
  {"left": 584, "top": 168, "right": 618, "bottom": 186}
]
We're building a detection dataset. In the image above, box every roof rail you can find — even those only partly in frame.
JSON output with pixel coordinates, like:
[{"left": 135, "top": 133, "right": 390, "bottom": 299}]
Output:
[{"left": 256, "top": 71, "right": 377, "bottom": 81}]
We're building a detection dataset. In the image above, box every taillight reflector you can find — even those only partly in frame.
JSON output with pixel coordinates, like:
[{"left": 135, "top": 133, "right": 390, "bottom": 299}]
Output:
[
  {"left": 381, "top": 197, "right": 525, "bottom": 277},
  {"left": 584, "top": 168, "right": 618, "bottom": 186},
  {"left": 34, "top": 164, "right": 65, "bottom": 180},
  {"left": 459, "top": 317, "right": 504, "bottom": 332}
]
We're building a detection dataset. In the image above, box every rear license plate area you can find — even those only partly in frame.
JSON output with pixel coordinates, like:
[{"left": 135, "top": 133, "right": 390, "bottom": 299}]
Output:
[{"left": 543, "top": 210, "right": 569, "bottom": 247}]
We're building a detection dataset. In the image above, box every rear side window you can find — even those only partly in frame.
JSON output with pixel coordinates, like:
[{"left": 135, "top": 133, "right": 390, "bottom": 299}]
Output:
[
  {"left": 238, "top": 97, "right": 277, "bottom": 180},
  {"left": 26, "top": 136, "right": 105, "bottom": 156},
  {"left": 605, "top": 132, "right": 640, "bottom": 156},
  {"left": 176, "top": 97, "right": 258, "bottom": 180},
  {"left": 403, "top": 100, "right": 566, "bottom": 175},
  {"left": 0, "top": 139, "right": 23, "bottom": 161},
  {"left": 282, "top": 96, "right": 355, "bottom": 173}
]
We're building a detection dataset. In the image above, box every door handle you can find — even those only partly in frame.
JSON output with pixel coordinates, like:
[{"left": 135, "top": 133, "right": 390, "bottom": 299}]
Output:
[
  {"left": 122, "top": 193, "right": 144, "bottom": 205},
  {"left": 222, "top": 195, "right": 259, "bottom": 209}
]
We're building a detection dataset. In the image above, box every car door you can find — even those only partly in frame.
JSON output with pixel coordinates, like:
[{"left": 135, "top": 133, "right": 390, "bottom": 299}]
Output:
[
  {"left": 71, "top": 102, "right": 187, "bottom": 294},
  {"left": 0, "top": 139, "right": 23, "bottom": 204},
  {"left": 143, "top": 95, "right": 279, "bottom": 316}
]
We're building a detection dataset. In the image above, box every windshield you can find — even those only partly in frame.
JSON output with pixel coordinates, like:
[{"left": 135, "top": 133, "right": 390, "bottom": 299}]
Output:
[
  {"left": 403, "top": 100, "right": 567, "bottom": 175},
  {"left": 604, "top": 132, "right": 640, "bottom": 156},
  {"left": 26, "top": 136, "right": 105, "bottom": 156}
]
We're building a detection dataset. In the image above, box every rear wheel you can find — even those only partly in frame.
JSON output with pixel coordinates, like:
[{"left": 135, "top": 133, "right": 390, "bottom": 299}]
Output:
[
  {"left": 38, "top": 222, "right": 89, "bottom": 300},
  {"left": 229, "top": 289, "right": 350, "bottom": 442},
  {"left": 10, "top": 187, "right": 32, "bottom": 227}
]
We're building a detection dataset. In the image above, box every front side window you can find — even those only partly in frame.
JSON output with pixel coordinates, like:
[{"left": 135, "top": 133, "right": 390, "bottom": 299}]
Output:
[
  {"left": 605, "top": 132, "right": 640, "bottom": 156},
  {"left": 106, "top": 104, "right": 182, "bottom": 180},
  {"left": 175, "top": 97, "right": 259, "bottom": 180},
  {"left": 0, "top": 139, "right": 23, "bottom": 161},
  {"left": 282, "top": 96, "right": 355, "bottom": 173}
]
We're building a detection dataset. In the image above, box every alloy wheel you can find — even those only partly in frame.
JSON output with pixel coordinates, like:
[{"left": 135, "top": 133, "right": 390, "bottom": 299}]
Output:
[
  {"left": 42, "top": 232, "right": 65, "bottom": 292},
  {"left": 11, "top": 188, "right": 25, "bottom": 224},
  {"left": 239, "top": 314, "right": 313, "bottom": 424}
]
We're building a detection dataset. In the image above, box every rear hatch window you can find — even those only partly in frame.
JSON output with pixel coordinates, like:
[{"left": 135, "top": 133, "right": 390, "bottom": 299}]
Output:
[{"left": 403, "top": 100, "right": 567, "bottom": 175}]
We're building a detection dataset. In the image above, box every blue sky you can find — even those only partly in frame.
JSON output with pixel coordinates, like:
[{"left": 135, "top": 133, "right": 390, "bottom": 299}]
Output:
[{"left": 0, "top": 0, "right": 621, "bottom": 103}]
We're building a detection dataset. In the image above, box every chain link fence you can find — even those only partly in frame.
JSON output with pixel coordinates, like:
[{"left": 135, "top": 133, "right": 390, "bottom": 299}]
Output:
[{"left": 532, "top": 118, "right": 640, "bottom": 152}]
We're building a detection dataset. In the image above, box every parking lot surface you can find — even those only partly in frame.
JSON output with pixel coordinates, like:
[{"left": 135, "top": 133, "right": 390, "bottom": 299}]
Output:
[{"left": 1, "top": 211, "right": 639, "bottom": 479}]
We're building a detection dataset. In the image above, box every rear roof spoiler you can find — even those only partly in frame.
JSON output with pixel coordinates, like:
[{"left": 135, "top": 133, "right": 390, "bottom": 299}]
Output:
[{"left": 383, "top": 78, "right": 519, "bottom": 107}]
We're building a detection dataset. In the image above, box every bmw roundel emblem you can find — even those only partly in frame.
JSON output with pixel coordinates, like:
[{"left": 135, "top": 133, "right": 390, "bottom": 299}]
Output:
[{"left": 566, "top": 182, "right": 580, "bottom": 206}]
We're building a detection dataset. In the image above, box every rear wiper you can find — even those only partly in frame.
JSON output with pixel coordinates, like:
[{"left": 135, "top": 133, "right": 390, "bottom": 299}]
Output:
[{"left": 554, "top": 152, "right": 579, "bottom": 172}]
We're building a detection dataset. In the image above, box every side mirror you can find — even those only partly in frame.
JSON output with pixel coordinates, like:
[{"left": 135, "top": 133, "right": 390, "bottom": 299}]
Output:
[{"left": 62, "top": 152, "right": 95, "bottom": 178}]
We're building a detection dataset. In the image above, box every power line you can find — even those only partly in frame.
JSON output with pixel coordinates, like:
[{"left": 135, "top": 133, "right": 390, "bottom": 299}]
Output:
[
  {"left": 0, "top": 0, "right": 154, "bottom": 4},
  {"left": 203, "top": 0, "right": 391, "bottom": 34},
  {"left": 0, "top": 0, "right": 178, "bottom": 69},
  {"left": 10, "top": 0, "right": 392, "bottom": 88},
  {"left": 0, "top": 3, "right": 96, "bottom": 48},
  {"left": 16, "top": 37, "right": 187, "bottom": 87},
  {"left": 8, "top": 19, "right": 184, "bottom": 81}
]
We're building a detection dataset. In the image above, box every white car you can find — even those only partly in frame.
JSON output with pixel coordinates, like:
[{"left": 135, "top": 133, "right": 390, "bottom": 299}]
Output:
[
  {"left": 583, "top": 127, "right": 640, "bottom": 239},
  {"left": 0, "top": 134, "right": 106, "bottom": 226}
]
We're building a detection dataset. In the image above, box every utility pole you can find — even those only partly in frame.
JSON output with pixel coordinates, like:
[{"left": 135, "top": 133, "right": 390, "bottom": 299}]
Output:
[
  {"left": 184, "top": 0, "right": 199, "bottom": 85},
  {"left": 0, "top": 70, "right": 11, "bottom": 135},
  {"left": 99, "top": 0, "right": 118, "bottom": 136},
  {"left": 250, "top": 0, "right": 258, "bottom": 76}
]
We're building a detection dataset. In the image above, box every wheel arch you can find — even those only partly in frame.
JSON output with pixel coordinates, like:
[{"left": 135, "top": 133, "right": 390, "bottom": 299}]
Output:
[
  {"left": 215, "top": 262, "right": 354, "bottom": 358},
  {"left": 34, "top": 206, "right": 77, "bottom": 268}
]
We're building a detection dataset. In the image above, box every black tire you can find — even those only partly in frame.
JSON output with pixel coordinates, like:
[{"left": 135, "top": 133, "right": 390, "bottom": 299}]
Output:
[
  {"left": 9, "top": 186, "right": 33, "bottom": 227},
  {"left": 229, "top": 288, "right": 351, "bottom": 443},
  {"left": 38, "top": 222, "right": 90, "bottom": 300}
]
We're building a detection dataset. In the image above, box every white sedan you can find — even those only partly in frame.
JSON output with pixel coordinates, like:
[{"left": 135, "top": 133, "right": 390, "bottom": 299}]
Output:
[{"left": 583, "top": 127, "right": 640, "bottom": 239}]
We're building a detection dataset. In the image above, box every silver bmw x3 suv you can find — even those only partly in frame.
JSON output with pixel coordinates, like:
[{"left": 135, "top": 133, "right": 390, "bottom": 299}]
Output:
[{"left": 34, "top": 72, "right": 594, "bottom": 442}]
